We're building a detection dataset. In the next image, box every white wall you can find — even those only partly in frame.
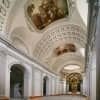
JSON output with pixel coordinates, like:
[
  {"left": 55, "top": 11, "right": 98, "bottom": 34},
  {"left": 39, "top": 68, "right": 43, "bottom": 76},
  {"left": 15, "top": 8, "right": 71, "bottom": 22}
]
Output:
[
  {"left": 0, "top": 44, "right": 58, "bottom": 98},
  {"left": 90, "top": 68, "right": 96, "bottom": 100},
  {"left": 0, "top": 51, "right": 7, "bottom": 96},
  {"left": 5, "top": 54, "right": 33, "bottom": 97},
  {"left": 33, "top": 69, "right": 42, "bottom": 96},
  {"left": 84, "top": 50, "right": 96, "bottom": 100},
  {"left": 76, "top": 0, "right": 88, "bottom": 25},
  {"left": 82, "top": 73, "right": 87, "bottom": 95},
  {"left": 51, "top": 78, "right": 56, "bottom": 95},
  {"left": 89, "top": 52, "right": 96, "bottom": 100},
  {"left": 55, "top": 76, "right": 60, "bottom": 94}
]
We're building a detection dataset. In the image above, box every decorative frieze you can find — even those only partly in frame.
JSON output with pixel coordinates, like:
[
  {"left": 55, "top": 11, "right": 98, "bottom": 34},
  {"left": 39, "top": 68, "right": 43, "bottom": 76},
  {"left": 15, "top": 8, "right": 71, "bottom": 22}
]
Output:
[
  {"left": 33, "top": 24, "right": 86, "bottom": 61},
  {"left": 0, "top": 0, "right": 13, "bottom": 33}
]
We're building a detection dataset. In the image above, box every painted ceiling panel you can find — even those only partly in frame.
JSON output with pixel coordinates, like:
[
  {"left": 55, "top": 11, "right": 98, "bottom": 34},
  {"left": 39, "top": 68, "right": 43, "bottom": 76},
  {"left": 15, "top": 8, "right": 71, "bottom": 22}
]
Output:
[{"left": 26, "top": 0, "right": 69, "bottom": 30}]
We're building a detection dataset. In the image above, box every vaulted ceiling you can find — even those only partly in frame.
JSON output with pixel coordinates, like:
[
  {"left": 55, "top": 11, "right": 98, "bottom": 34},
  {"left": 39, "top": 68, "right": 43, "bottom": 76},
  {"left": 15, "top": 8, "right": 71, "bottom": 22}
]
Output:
[{"left": 0, "top": 0, "right": 88, "bottom": 74}]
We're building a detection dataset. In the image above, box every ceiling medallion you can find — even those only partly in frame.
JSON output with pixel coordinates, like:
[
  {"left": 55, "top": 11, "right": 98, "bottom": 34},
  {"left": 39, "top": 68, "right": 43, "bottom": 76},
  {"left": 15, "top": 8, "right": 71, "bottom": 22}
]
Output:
[{"left": 25, "top": 0, "right": 69, "bottom": 32}]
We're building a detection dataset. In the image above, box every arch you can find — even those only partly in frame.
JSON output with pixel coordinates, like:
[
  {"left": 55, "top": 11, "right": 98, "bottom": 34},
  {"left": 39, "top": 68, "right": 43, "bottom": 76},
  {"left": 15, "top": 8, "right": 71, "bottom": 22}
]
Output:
[
  {"left": 10, "top": 64, "right": 24, "bottom": 98},
  {"left": 33, "top": 24, "right": 86, "bottom": 61},
  {"left": 58, "top": 62, "right": 82, "bottom": 73},
  {"left": 7, "top": 62, "right": 32, "bottom": 98},
  {"left": 52, "top": 53, "right": 84, "bottom": 72},
  {"left": 43, "top": 76, "right": 49, "bottom": 96}
]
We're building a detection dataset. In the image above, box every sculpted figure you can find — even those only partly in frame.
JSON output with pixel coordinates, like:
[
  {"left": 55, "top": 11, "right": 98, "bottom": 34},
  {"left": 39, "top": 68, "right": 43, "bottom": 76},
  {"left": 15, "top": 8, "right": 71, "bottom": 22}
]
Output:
[{"left": 14, "top": 83, "right": 21, "bottom": 98}]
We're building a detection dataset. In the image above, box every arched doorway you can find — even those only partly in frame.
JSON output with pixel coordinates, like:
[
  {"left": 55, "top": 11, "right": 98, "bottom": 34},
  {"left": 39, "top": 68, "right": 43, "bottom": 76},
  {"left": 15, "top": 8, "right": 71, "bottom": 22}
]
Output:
[
  {"left": 10, "top": 64, "right": 25, "bottom": 98},
  {"left": 43, "top": 76, "right": 49, "bottom": 96}
]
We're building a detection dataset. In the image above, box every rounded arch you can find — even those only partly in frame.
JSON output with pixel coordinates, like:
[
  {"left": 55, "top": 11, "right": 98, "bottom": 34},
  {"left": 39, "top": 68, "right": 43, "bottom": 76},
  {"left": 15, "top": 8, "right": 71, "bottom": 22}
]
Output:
[
  {"left": 7, "top": 61, "right": 32, "bottom": 98},
  {"left": 58, "top": 63, "right": 83, "bottom": 73},
  {"left": 33, "top": 24, "right": 86, "bottom": 61},
  {"left": 8, "top": 61, "right": 31, "bottom": 74},
  {"left": 42, "top": 76, "right": 50, "bottom": 96},
  {"left": 10, "top": 64, "right": 25, "bottom": 98},
  {"left": 52, "top": 53, "right": 84, "bottom": 72}
]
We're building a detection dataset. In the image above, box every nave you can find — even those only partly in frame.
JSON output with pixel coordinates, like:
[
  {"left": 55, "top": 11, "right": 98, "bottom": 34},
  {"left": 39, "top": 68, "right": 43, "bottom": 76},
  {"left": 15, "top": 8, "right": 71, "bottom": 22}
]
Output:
[{"left": 0, "top": 0, "right": 97, "bottom": 100}]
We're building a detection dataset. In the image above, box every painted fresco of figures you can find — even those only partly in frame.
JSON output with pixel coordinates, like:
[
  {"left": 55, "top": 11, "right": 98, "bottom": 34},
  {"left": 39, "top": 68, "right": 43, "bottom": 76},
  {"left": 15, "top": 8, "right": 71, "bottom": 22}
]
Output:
[
  {"left": 27, "top": 4, "right": 43, "bottom": 29},
  {"left": 27, "top": 0, "right": 69, "bottom": 30}
]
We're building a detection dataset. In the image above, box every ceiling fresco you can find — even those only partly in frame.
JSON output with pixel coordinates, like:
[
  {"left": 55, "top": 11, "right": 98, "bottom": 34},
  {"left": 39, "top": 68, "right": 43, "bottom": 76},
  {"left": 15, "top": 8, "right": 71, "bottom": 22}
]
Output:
[
  {"left": 54, "top": 44, "right": 76, "bottom": 56},
  {"left": 27, "top": 0, "right": 69, "bottom": 30}
]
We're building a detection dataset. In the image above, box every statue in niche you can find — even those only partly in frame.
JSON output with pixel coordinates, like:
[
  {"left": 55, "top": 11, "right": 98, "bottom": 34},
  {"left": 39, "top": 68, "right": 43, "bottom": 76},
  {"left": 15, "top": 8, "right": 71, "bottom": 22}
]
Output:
[
  {"left": 14, "top": 83, "right": 21, "bottom": 98},
  {"left": 27, "top": 0, "right": 68, "bottom": 30}
]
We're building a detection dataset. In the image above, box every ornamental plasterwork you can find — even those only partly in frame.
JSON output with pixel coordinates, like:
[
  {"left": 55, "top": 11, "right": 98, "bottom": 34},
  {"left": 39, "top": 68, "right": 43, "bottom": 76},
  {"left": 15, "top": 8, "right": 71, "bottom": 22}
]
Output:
[
  {"left": 66, "top": 73, "right": 82, "bottom": 91},
  {"left": 24, "top": 0, "right": 76, "bottom": 33},
  {"left": 35, "top": 49, "right": 84, "bottom": 72},
  {"left": 43, "top": 44, "right": 78, "bottom": 65},
  {"left": 52, "top": 53, "right": 84, "bottom": 72},
  {"left": 33, "top": 24, "right": 86, "bottom": 60},
  {"left": 66, "top": 73, "right": 82, "bottom": 81},
  {"left": 0, "top": 0, "right": 11, "bottom": 33},
  {"left": 54, "top": 44, "right": 76, "bottom": 56}
]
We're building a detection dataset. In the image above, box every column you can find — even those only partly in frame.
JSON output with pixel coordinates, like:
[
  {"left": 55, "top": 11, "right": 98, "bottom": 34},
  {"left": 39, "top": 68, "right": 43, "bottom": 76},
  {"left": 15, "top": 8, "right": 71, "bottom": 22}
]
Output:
[
  {"left": 33, "top": 69, "right": 42, "bottom": 96},
  {"left": 0, "top": 51, "right": 7, "bottom": 97},
  {"left": 55, "top": 76, "right": 60, "bottom": 94},
  {"left": 96, "top": 1, "right": 100, "bottom": 100},
  {"left": 51, "top": 77, "right": 56, "bottom": 95}
]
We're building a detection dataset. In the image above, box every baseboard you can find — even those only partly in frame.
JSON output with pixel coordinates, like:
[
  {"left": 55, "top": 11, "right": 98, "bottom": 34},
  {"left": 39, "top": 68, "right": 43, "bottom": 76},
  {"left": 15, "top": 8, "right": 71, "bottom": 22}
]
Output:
[
  {"left": 0, "top": 97, "right": 9, "bottom": 100},
  {"left": 29, "top": 96, "right": 43, "bottom": 99}
]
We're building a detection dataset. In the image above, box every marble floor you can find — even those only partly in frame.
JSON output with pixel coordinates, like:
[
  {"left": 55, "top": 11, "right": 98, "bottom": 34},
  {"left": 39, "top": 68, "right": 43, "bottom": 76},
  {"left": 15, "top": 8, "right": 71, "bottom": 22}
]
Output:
[
  {"left": 10, "top": 95, "right": 87, "bottom": 100},
  {"left": 30, "top": 95, "right": 87, "bottom": 100}
]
